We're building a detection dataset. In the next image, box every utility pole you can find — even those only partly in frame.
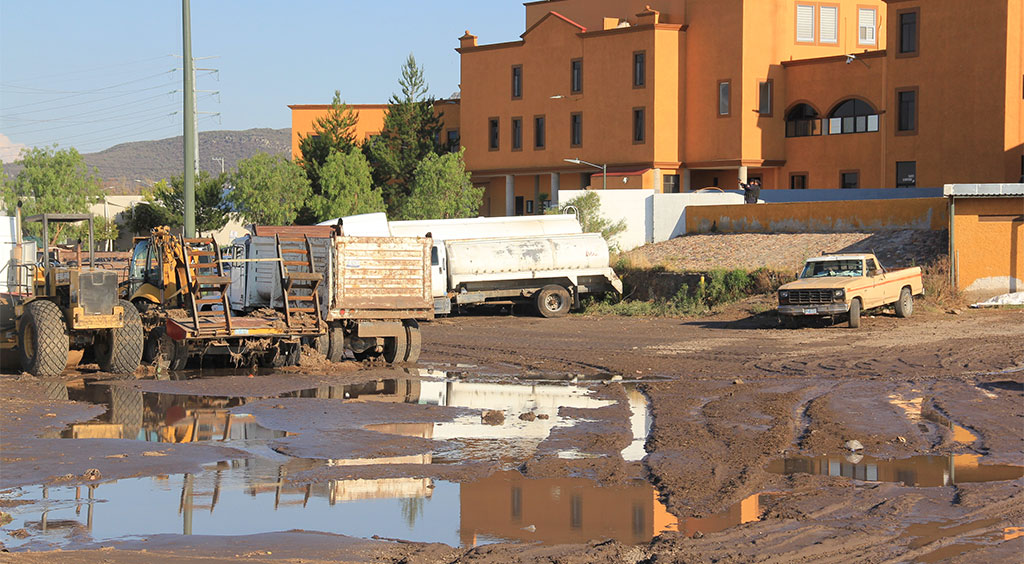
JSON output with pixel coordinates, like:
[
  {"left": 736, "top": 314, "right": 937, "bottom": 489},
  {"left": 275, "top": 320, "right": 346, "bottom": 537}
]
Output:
[
  {"left": 212, "top": 157, "right": 225, "bottom": 174},
  {"left": 182, "top": 0, "right": 197, "bottom": 238}
]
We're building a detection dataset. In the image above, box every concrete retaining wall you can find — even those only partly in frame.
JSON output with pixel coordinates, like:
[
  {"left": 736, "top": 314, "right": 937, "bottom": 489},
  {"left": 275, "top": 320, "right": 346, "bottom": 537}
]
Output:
[{"left": 685, "top": 198, "right": 948, "bottom": 234}]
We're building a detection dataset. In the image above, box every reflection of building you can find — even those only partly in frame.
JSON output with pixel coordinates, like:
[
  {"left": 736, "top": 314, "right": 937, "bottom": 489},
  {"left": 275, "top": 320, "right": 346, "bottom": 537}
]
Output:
[
  {"left": 768, "top": 454, "right": 1024, "bottom": 488},
  {"left": 291, "top": 0, "right": 1022, "bottom": 217}
]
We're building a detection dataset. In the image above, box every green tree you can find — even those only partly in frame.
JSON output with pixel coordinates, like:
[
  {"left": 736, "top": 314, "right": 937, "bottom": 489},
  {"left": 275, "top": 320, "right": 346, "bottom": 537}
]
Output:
[
  {"left": 364, "top": 54, "right": 444, "bottom": 216},
  {"left": 92, "top": 215, "right": 120, "bottom": 250},
  {"left": 124, "top": 198, "right": 178, "bottom": 236},
  {"left": 1, "top": 145, "right": 103, "bottom": 218},
  {"left": 310, "top": 149, "right": 385, "bottom": 221},
  {"left": 402, "top": 150, "right": 482, "bottom": 220},
  {"left": 296, "top": 90, "right": 360, "bottom": 223},
  {"left": 227, "top": 153, "right": 311, "bottom": 226},
  {"left": 558, "top": 191, "right": 627, "bottom": 250},
  {"left": 158, "top": 172, "right": 230, "bottom": 234}
]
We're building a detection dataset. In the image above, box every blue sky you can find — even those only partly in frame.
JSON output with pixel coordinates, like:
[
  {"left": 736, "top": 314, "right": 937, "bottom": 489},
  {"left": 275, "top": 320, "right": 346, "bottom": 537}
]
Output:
[{"left": 0, "top": 1, "right": 524, "bottom": 160}]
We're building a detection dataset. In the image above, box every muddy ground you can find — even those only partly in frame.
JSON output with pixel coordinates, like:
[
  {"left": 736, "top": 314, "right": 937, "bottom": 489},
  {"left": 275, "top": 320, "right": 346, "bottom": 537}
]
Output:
[{"left": 1, "top": 304, "right": 1022, "bottom": 563}]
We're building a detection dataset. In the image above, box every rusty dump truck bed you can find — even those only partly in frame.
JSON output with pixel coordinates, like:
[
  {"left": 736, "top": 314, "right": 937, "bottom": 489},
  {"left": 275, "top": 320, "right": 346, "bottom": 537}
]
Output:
[{"left": 329, "top": 236, "right": 433, "bottom": 321}]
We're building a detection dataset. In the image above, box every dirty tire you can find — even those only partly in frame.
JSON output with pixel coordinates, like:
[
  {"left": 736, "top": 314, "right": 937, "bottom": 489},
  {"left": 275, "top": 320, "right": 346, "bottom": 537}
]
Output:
[
  {"left": 895, "top": 287, "right": 913, "bottom": 318},
  {"left": 848, "top": 298, "right": 862, "bottom": 328},
  {"left": 18, "top": 300, "right": 70, "bottom": 377},
  {"left": 142, "top": 327, "right": 161, "bottom": 363},
  {"left": 404, "top": 320, "right": 422, "bottom": 363},
  {"left": 155, "top": 328, "right": 189, "bottom": 371},
  {"left": 382, "top": 329, "right": 409, "bottom": 364},
  {"left": 535, "top": 285, "right": 571, "bottom": 318},
  {"left": 782, "top": 315, "right": 800, "bottom": 329},
  {"left": 97, "top": 300, "right": 144, "bottom": 375},
  {"left": 313, "top": 333, "right": 329, "bottom": 356},
  {"left": 132, "top": 298, "right": 153, "bottom": 314},
  {"left": 326, "top": 325, "right": 346, "bottom": 363},
  {"left": 109, "top": 385, "right": 144, "bottom": 440}
]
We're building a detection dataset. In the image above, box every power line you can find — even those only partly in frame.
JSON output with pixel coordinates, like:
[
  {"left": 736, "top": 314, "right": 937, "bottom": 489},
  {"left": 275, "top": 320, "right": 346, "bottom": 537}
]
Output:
[
  {"left": 2, "top": 55, "right": 175, "bottom": 85},
  {"left": 0, "top": 70, "right": 179, "bottom": 112},
  {"left": 0, "top": 77, "right": 188, "bottom": 118}
]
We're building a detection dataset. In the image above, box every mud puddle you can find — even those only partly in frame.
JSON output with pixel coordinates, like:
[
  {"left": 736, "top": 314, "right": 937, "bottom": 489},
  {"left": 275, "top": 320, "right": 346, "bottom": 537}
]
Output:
[
  {"left": 3, "top": 371, "right": 664, "bottom": 549},
  {"left": 768, "top": 454, "right": 1023, "bottom": 487}
]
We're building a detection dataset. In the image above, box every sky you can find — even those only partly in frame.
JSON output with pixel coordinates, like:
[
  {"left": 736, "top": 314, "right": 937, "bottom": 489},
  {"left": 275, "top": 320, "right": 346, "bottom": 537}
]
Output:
[{"left": 0, "top": 1, "right": 525, "bottom": 161}]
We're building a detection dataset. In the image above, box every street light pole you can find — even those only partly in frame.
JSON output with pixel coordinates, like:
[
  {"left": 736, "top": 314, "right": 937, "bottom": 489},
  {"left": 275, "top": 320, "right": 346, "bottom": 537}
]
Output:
[{"left": 563, "top": 158, "right": 607, "bottom": 189}]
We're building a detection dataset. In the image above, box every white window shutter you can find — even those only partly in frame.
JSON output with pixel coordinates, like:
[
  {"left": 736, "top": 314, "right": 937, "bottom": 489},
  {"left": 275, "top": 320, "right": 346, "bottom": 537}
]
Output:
[
  {"left": 820, "top": 6, "right": 838, "bottom": 44},
  {"left": 796, "top": 5, "right": 815, "bottom": 42},
  {"left": 859, "top": 8, "right": 876, "bottom": 44}
]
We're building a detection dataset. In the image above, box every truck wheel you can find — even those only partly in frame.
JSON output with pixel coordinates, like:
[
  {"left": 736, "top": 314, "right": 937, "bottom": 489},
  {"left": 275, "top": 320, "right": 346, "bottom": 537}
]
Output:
[
  {"left": 96, "top": 300, "right": 144, "bottom": 375},
  {"left": 848, "top": 298, "right": 862, "bottom": 329},
  {"left": 782, "top": 315, "right": 800, "bottom": 329},
  {"left": 326, "top": 325, "right": 346, "bottom": 363},
  {"left": 18, "top": 300, "right": 70, "bottom": 377},
  {"left": 155, "top": 328, "right": 189, "bottom": 371},
  {"left": 895, "top": 287, "right": 913, "bottom": 318},
  {"left": 109, "top": 385, "right": 144, "bottom": 440},
  {"left": 535, "top": 285, "right": 571, "bottom": 318},
  {"left": 404, "top": 320, "right": 422, "bottom": 363},
  {"left": 382, "top": 329, "right": 409, "bottom": 364}
]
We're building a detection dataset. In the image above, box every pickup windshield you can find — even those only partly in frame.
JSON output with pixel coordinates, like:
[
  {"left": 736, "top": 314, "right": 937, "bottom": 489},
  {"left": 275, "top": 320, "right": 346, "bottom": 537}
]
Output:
[{"left": 801, "top": 259, "right": 864, "bottom": 278}]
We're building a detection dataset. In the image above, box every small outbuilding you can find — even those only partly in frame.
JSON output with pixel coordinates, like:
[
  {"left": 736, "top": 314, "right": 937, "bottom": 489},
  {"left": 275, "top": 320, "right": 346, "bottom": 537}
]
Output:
[{"left": 944, "top": 184, "right": 1024, "bottom": 301}]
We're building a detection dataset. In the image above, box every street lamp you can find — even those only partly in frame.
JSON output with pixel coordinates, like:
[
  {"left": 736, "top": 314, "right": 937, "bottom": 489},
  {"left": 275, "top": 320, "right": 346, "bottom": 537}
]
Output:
[{"left": 563, "top": 158, "right": 607, "bottom": 190}]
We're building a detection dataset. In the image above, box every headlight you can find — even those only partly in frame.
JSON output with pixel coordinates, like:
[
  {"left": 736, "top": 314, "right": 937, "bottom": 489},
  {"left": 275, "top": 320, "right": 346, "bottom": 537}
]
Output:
[
  {"left": 779, "top": 291, "right": 789, "bottom": 298},
  {"left": 833, "top": 289, "right": 845, "bottom": 301}
]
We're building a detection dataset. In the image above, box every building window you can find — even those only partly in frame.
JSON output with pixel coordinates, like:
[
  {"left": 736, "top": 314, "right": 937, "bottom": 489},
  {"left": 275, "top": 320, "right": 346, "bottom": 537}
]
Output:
[
  {"left": 718, "top": 80, "right": 731, "bottom": 116},
  {"left": 790, "top": 173, "right": 808, "bottom": 189},
  {"left": 785, "top": 103, "right": 821, "bottom": 137},
  {"left": 446, "top": 129, "right": 460, "bottom": 149},
  {"left": 633, "top": 51, "right": 646, "bottom": 87},
  {"left": 488, "top": 117, "right": 499, "bottom": 150},
  {"left": 896, "top": 161, "right": 916, "bottom": 187},
  {"left": 571, "top": 59, "right": 583, "bottom": 93},
  {"left": 758, "top": 80, "right": 773, "bottom": 116},
  {"left": 896, "top": 88, "right": 917, "bottom": 134},
  {"left": 898, "top": 9, "right": 918, "bottom": 55},
  {"left": 819, "top": 5, "right": 838, "bottom": 44},
  {"left": 511, "top": 117, "right": 523, "bottom": 151},
  {"left": 570, "top": 112, "right": 582, "bottom": 147},
  {"left": 664, "top": 174, "right": 680, "bottom": 193},
  {"left": 534, "top": 115, "right": 546, "bottom": 149},
  {"left": 840, "top": 171, "right": 859, "bottom": 189},
  {"left": 858, "top": 8, "right": 877, "bottom": 46},
  {"left": 511, "top": 65, "right": 523, "bottom": 99},
  {"left": 825, "top": 99, "right": 879, "bottom": 134},
  {"left": 796, "top": 4, "right": 815, "bottom": 43},
  {"left": 633, "top": 107, "right": 645, "bottom": 143}
]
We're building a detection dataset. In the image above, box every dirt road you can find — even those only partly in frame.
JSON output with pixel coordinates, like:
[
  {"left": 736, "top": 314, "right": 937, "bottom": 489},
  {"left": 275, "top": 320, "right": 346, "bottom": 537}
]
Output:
[{"left": 1, "top": 305, "right": 1021, "bottom": 563}]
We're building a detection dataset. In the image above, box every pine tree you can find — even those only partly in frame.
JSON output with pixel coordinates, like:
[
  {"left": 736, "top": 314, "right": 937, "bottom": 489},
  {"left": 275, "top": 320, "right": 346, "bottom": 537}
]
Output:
[{"left": 297, "top": 90, "right": 360, "bottom": 223}]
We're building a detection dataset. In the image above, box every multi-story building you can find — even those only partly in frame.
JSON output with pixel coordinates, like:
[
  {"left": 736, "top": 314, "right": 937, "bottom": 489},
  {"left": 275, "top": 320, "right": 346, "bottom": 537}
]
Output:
[{"left": 291, "top": 0, "right": 1023, "bottom": 218}]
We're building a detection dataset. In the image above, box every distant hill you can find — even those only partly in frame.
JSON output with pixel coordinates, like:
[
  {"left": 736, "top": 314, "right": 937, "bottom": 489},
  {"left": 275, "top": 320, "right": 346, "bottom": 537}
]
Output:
[{"left": 4, "top": 128, "right": 291, "bottom": 193}]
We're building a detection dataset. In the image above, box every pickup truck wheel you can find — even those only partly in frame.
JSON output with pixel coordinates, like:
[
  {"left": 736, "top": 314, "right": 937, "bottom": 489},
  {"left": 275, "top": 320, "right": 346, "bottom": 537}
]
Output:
[
  {"left": 895, "top": 287, "right": 913, "bottom": 318},
  {"left": 782, "top": 315, "right": 800, "bottom": 329},
  {"left": 535, "top": 285, "right": 571, "bottom": 318},
  {"left": 403, "top": 320, "right": 422, "bottom": 363},
  {"left": 848, "top": 298, "right": 862, "bottom": 328},
  {"left": 382, "top": 330, "right": 409, "bottom": 364}
]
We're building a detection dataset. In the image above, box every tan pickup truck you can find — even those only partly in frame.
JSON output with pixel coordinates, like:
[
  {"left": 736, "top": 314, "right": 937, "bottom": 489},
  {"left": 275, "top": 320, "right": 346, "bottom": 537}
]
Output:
[{"left": 777, "top": 254, "right": 924, "bottom": 328}]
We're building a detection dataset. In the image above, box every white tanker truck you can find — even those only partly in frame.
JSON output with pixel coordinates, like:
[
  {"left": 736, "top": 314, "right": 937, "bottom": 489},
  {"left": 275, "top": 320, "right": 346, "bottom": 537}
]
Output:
[{"left": 432, "top": 233, "right": 622, "bottom": 317}]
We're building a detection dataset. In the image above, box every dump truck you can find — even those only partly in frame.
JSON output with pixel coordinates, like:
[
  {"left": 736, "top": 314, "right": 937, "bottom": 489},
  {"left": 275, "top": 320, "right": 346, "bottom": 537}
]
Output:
[
  {"left": 228, "top": 225, "right": 433, "bottom": 364},
  {"left": 429, "top": 233, "right": 622, "bottom": 317},
  {"left": 1, "top": 211, "right": 142, "bottom": 376},
  {"left": 777, "top": 253, "right": 924, "bottom": 328},
  {"left": 125, "top": 226, "right": 324, "bottom": 369}
]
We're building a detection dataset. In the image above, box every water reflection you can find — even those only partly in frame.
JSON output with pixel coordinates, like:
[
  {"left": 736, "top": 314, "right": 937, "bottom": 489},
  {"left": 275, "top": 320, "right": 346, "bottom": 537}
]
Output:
[{"left": 768, "top": 454, "right": 1024, "bottom": 487}]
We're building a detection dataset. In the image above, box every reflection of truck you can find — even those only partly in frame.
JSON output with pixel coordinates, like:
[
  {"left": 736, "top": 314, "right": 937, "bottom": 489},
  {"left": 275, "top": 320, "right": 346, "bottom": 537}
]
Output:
[
  {"left": 2, "top": 212, "right": 142, "bottom": 376},
  {"left": 430, "top": 233, "right": 622, "bottom": 317},
  {"left": 229, "top": 226, "right": 433, "bottom": 364},
  {"left": 125, "top": 226, "right": 323, "bottom": 369},
  {"left": 777, "top": 253, "right": 923, "bottom": 328}
]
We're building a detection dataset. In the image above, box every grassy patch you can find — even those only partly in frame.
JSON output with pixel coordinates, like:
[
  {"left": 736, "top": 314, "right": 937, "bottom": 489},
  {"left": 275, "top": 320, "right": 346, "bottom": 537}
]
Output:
[{"left": 921, "top": 256, "right": 966, "bottom": 310}]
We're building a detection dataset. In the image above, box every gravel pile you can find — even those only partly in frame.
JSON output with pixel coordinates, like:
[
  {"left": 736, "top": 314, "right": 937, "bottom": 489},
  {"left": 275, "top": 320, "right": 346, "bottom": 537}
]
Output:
[{"left": 624, "top": 230, "right": 948, "bottom": 272}]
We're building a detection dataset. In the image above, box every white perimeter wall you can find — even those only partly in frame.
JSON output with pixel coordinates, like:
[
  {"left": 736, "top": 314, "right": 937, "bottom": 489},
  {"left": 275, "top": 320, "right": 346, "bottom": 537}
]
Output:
[{"left": 559, "top": 189, "right": 748, "bottom": 251}]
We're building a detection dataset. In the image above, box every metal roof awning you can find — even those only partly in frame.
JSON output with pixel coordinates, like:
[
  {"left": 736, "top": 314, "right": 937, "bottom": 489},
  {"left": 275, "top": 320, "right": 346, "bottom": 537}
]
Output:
[{"left": 943, "top": 183, "right": 1024, "bottom": 197}]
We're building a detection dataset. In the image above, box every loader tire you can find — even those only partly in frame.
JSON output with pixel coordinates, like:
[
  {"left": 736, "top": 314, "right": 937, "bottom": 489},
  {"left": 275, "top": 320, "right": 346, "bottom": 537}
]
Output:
[
  {"left": 326, "top": 325, "right": 346, "bottom": 363},
  {"left": 382, "top": 329, "right": 409, "bottom": 365},
  {"left": 848, "top": 298, "right": 862, "bottom": 329},
  {"left": 404, "top": 320, "right": 422, "bottom": 364},
  {"left": 535, "top": 285, "right": 571, "bottom": 318},
  {"left": 18, "top": 300, "right": 70, "bottom": 378},
  {"left": 155, "top": 328, "right": 189, "bottom": 371},
  {"left": 895, "top": 287, "right": 913, "bottom": 318},
  {"left": 96, "top": 300, "right": 144, "bottom": 375}
]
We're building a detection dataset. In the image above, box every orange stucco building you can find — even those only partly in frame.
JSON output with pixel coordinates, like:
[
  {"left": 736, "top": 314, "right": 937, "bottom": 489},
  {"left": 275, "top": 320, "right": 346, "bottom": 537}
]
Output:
[{"left": 290, "top": 0, "right": 1023, "bottom": 217}]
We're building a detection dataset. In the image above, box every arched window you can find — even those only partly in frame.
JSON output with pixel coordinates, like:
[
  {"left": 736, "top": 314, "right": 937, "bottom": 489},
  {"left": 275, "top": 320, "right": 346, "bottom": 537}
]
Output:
[
  {"left": 785, "top": 104, "right": 821, "bottom": 137},
  {"left": 826, "top": 99, "right": 879, "bottom": 134}
]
